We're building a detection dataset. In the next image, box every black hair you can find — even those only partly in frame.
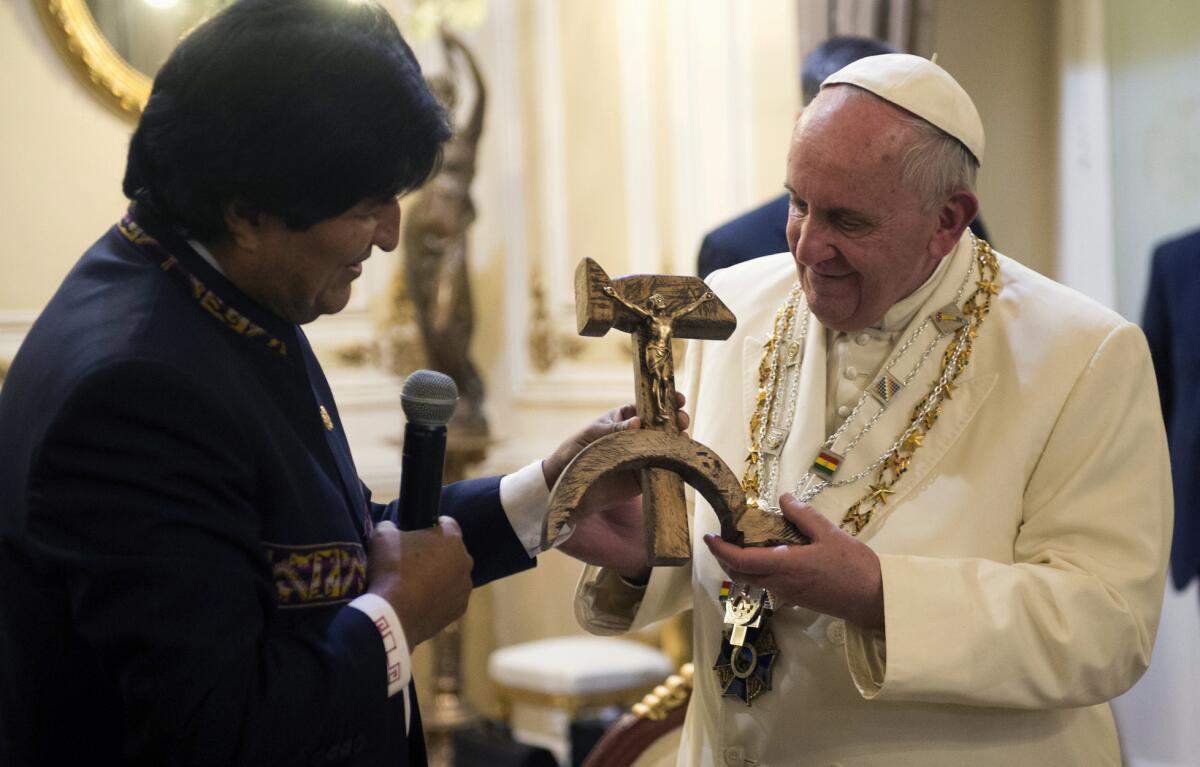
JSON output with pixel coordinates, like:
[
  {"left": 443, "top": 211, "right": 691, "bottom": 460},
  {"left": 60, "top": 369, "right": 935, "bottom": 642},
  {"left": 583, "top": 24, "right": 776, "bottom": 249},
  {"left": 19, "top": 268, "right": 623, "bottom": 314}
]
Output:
[
  {"left": 123, "top": 0, "right": 451, "bottom": 241},
  {"left": 801, "top": 35, "right": 898, "bottom": 104}
]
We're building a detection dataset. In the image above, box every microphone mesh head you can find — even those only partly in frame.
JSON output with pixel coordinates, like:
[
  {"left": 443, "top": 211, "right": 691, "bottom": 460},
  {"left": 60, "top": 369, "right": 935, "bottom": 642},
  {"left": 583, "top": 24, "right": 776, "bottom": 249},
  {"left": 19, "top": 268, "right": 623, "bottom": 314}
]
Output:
[{"left": 401, "top": 370, "right": 458, "bottom": 426}]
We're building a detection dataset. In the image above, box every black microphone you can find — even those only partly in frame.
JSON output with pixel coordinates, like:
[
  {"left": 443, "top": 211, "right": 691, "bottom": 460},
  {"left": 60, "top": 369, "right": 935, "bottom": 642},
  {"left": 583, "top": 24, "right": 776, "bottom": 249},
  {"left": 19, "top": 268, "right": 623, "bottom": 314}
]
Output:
[{"left": 394, "top": 370, "right": 458, "bottom": 530}]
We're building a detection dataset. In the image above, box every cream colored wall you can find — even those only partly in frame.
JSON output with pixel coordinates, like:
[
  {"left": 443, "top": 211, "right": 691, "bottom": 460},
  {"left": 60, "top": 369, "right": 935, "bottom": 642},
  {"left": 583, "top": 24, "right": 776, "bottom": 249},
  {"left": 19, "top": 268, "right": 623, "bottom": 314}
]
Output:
[
  {"left": 0, "top": 0, "right": 132, "bottom": 315},
  {"left": 456, "top": 0, "right": 800, "bottom": 715},
  {"left": 933, "top": 0, "right": 1058, "bottom": 278},
  {"left": 1106, "top": 0, "right": 1200, "bottom": 319}
]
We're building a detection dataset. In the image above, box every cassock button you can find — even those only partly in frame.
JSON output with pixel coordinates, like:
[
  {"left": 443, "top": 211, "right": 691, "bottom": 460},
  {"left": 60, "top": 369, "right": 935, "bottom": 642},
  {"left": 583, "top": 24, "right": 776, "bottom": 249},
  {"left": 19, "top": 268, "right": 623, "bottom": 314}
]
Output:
[
  {"left": 856, "top": 332, "right": 871, "bottom": 345},
  {"left": 844, "top": 366, "right": 859, "bottom": 380},
  {"left": 826, "top": 620, "right": 846, "bottom": 646},
  {"left": 837, "top": 405, "right": 851, "bottom": 418}
]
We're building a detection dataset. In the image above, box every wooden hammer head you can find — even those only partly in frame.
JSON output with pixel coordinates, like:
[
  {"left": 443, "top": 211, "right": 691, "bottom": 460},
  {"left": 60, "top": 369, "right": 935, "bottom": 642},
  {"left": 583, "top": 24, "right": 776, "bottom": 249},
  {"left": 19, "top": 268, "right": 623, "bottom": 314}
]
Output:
[
  {"left": 576, "top": 258, "right": 616, "bottom": 336},
  {"left": 574, "top": 257, "right": 737, "bottom": 340}
]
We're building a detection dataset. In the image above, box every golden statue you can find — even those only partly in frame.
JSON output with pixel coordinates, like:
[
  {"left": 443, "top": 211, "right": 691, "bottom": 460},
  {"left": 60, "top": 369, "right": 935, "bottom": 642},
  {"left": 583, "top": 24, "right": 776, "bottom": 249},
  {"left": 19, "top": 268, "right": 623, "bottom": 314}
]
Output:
[{"left": 401, "top": 29, "right": 487, "bottom": 434}]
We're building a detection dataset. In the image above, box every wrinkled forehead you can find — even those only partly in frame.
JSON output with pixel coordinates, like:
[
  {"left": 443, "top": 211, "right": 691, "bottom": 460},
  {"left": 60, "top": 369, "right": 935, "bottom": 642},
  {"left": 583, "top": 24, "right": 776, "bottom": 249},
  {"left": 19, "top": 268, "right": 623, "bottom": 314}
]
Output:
[
  {"left": 788, "top": 87, "right": 914, "bottom": 174},
  {"left": 795, "top": 86, "right": 914, "bottom": 147},
  {"left": 785, "top": 88, "right": 919, "bottom": 210}
]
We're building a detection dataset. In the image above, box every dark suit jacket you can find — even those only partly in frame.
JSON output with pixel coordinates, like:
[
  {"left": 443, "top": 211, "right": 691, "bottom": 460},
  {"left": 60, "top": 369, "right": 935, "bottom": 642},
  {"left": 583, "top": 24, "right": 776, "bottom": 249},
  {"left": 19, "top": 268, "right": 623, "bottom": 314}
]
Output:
[
  {"left": 697, "top": 193, "right": 991, "bottom": 279},
  {"left": 1143, "top": 228, "right": 1200, "bottom": 590},
  {"left": 697, "top": 194, "right": 790, "bottom": 279},
  {"left": 0, "top": 211, "right": 534, "bottom": 766}
]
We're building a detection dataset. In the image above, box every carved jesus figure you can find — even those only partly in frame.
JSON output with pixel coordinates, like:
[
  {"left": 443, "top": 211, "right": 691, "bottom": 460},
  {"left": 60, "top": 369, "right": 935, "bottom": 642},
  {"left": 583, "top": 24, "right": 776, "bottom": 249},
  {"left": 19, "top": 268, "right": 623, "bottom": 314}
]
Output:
[{"left": 603, "top": 286, "right": 714, "bottom": 422}]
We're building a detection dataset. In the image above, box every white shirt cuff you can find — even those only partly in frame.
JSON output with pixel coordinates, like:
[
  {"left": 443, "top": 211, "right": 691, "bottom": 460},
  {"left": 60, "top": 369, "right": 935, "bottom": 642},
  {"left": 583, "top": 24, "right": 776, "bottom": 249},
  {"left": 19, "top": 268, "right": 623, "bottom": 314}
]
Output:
[
  {"left": 499, "top": 460, "right": 573, "bottom": 556},
  {"left": 349, "top": 592, "right": 412, "bottom": 731}
]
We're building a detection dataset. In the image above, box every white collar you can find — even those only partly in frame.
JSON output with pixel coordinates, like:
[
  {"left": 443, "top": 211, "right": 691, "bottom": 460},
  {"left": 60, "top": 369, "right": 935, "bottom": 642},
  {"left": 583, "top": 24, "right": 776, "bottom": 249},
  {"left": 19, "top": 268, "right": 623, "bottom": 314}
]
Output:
[
  {"left": 874, "top": 249, "right": 954, "bottom": 333},
  {"left": 187, "top": 238, "right": 227, "bottom": 276}
]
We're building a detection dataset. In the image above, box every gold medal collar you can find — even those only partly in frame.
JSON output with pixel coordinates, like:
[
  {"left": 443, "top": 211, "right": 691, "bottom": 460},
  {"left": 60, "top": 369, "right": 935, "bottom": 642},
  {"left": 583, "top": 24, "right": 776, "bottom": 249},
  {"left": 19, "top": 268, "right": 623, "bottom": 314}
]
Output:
[
  {"left": 742, "top": 235, "right": 1000, "bottom": 534},
  {"left": 715, "top": 237, "right": 1001, "bottom": 706}
]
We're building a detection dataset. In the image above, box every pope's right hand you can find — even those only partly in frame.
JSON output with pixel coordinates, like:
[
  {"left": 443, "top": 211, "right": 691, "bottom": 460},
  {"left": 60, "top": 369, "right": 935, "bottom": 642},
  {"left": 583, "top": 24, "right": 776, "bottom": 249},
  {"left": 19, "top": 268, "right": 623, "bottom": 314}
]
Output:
[{"left": 366, "top": 518, "right": 474, "bottom": 649}]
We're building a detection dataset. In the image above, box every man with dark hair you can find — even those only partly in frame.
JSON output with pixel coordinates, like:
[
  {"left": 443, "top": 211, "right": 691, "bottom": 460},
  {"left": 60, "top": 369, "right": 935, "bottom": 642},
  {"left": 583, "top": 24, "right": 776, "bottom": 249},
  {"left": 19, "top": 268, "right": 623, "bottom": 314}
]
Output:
[
  {"left": 697, "top": 36, "right": 987, "bottom": 279},
  {"left": 0, "top": 1, "right": 641, "bottom": 764}
]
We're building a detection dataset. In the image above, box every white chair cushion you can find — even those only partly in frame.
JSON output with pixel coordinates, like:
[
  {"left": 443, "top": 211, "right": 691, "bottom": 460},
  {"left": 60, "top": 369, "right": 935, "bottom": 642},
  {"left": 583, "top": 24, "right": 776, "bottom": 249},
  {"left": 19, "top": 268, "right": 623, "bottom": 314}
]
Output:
[{"left": 489, "top": 636, "right": 674, "bottom": 696}]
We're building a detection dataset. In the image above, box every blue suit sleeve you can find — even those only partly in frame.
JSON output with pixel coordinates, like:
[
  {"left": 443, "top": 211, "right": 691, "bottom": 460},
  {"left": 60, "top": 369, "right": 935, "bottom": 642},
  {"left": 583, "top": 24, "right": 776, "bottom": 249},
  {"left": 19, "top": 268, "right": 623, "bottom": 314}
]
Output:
[
  {"left": 696, "top": 195, "right": 791, "bottom": 279},
  {"left": 364, "top": 476, "right": 535, "bottom": 587},
  {"left": 1142, "top": 246, "right": 1173, "bottom": 426}
]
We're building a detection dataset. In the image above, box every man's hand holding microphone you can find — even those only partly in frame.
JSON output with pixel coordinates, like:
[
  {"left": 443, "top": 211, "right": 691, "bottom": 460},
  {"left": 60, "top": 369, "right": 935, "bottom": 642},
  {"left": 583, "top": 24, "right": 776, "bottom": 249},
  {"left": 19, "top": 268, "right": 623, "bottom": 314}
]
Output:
[
  {"left": 363, "top": 370, "right": 692, "bottom": 649},
  {"left": 367, "top": 371, "right": 472, "bottom": 649}
]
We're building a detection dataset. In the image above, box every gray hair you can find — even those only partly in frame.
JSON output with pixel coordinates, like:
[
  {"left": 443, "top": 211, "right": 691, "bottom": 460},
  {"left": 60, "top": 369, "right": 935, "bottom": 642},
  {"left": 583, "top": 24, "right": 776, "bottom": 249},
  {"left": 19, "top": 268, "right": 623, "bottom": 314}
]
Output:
[{"left": 838, "top": 85, "right": 979, "bottom": 209}]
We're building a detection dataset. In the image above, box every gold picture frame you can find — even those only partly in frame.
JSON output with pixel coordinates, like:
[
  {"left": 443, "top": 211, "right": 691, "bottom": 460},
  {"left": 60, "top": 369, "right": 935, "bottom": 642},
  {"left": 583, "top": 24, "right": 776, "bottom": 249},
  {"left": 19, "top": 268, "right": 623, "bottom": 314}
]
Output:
[{"left": 35, "top": 0, "right": 152, "bottom": 117}]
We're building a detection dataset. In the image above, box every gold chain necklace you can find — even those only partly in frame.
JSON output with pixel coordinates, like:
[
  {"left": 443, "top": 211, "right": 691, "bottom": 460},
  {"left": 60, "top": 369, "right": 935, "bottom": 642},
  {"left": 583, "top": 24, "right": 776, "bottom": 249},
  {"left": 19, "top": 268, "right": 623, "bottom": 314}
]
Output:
[
  {"left": 742, "top": 236, "right": 999, "bottom": 534},
  {"left": 837, "top": 239, "right": 999, "bottom": 533},
  {"left": 715, "top": 237, "right": 1000, "bottom": 706}
]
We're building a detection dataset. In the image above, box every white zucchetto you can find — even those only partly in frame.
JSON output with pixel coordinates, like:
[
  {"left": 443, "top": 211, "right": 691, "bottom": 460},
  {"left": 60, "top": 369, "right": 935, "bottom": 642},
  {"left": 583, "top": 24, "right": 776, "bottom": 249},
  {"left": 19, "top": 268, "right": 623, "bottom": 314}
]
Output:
[{"left": 821, "top": 53, "right": 985, "bottom": 165}]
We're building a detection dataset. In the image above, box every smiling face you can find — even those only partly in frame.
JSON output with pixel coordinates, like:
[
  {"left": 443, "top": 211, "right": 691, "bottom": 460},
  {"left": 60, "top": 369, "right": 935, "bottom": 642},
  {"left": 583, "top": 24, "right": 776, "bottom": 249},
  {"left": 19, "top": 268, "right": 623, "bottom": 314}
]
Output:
[
  {"left": 214, "top": 196, "right": 401, "bottom": 324},
  {"left": 785, "top": 87, "right": 953, "bottom": 331}
]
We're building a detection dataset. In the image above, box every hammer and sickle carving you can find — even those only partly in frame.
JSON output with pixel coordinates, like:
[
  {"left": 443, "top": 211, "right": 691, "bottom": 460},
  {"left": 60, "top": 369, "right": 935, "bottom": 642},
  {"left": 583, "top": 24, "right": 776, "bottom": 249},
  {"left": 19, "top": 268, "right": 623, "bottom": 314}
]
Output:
[{"left": 542, "top": 259, "right": 802, "bottom": 566}]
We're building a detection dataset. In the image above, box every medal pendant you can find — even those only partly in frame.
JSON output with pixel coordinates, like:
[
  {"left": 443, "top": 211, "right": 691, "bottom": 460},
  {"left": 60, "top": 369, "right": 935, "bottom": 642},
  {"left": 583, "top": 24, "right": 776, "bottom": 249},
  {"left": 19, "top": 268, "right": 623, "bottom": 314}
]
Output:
[
  {"left": 730, "top": 624, "right": 748, "bottom": 647},
  {"left": 723, "top": 588, "right": 766, "bottom": 647},
  {"left": 714, "top": 623, "right": 779, "bottom": 706},
  {"left": 715, "top": 587, "right": 777, "bottom": 704}
]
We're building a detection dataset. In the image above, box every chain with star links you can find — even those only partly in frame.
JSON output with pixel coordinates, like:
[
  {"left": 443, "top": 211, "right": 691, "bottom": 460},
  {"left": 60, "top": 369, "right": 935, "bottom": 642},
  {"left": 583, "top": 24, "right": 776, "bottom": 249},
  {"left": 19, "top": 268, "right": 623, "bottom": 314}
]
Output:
[
  {"left": 714, "top": 236, "right": 1001, "bottom": 705},
  {"left": 750, "top": 239, "right": 981, "bottom": 518}
]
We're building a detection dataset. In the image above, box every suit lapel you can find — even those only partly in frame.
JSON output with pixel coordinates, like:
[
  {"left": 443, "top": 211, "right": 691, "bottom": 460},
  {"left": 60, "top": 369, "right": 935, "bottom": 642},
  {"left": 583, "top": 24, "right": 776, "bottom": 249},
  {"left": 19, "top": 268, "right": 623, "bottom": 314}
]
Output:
[
  {"left": 859, "top": 371, "right": 997, "bottom": 538},
  {"left": 295, "top": 331, "right": 372, "bottom": 541}
]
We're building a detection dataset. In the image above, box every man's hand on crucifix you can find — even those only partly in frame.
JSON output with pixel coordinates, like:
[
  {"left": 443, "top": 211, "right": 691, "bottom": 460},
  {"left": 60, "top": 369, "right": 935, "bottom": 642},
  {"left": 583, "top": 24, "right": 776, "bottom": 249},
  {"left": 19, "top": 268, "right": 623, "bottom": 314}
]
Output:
[{"left": 541, "top": 393, "right": 690, "bottom": 582}]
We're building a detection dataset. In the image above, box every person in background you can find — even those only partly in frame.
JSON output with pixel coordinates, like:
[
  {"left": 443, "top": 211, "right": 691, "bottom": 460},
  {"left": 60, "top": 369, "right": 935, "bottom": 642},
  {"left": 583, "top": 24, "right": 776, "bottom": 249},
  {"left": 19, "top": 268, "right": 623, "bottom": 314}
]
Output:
[{"left": 1143, "top": 227, "right": 1200, "bottom": 596}]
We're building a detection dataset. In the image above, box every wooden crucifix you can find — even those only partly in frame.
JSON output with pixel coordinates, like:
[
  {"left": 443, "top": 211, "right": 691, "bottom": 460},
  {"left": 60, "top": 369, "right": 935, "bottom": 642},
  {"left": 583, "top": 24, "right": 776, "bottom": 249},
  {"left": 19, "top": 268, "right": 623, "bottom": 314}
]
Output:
[{"left": 543, "top": 259, "right": 803, "bottom": 567}]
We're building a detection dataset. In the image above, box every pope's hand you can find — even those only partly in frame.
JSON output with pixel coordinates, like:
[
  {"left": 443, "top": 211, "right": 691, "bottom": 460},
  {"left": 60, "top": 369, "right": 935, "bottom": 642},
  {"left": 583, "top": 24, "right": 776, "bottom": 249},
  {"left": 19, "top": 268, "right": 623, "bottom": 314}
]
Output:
[
  {"left": 703, "top": 494, "right": 885, "bottom": 629},
  {"left": 542, "top": 395, "right": 690, "bottom": 583}
]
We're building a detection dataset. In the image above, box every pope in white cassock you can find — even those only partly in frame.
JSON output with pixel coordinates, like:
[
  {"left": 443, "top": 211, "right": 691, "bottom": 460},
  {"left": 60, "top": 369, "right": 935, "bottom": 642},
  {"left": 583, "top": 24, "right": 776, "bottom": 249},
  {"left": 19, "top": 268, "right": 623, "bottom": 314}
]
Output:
[{"left": 568, "top": 54, "right": 1172, "bottom": 766}]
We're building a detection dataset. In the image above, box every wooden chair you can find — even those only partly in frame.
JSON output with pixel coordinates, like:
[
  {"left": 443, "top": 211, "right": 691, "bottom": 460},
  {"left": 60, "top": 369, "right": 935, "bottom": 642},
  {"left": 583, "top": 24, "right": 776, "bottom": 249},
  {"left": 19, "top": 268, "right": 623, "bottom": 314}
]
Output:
[{"left": 580, "top": 663, "right": 694, "bottom": 767}]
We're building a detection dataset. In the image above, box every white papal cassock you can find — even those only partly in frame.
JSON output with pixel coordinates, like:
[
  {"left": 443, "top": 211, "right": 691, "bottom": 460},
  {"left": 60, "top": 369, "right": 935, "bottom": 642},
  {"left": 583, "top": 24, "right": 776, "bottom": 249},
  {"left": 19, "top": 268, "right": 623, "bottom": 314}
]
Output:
[{"left": 576, "top": 231, "right": 1172, "bottom": 766}]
